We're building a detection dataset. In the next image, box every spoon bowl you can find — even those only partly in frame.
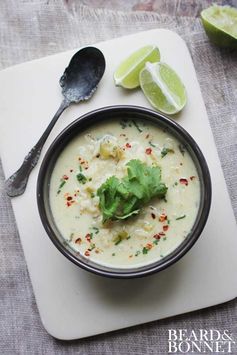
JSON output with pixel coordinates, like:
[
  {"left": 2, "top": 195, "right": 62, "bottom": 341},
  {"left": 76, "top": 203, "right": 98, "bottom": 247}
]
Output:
[{"left": 60, "top": 47, "right": 106, "bottom": 103}]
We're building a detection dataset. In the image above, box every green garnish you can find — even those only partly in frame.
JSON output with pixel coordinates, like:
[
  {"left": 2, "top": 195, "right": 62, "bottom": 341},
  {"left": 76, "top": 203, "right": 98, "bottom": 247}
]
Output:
[
  {"left": 57, "top": 180, "right": 66, "bottom": 194},
  {"left": 142, "top": 247, "right": 148, "bottom": 254},
  {"left": 91, "top": 192, "right": 95, "bottom": 198},
  {"left": 112, "top": 253, "right": 116, "bottom": 256},
  {"left": 176, "top": 215, "right": 186, "bottom": 220},
  {"left": 120, "top": 119, "right": 128, "bottom": 129},
  {"left": 126, "top": 236, "right": 131, "bottom": 240},
  {"left": 76, "top": 173, "right": 87, "bottom": 184},
  {"left": 97, "top": 159, "right": 167, "bottom": 223},
  {"left": 114, "top": 236, "right": 122, "bottom": 245},
  {"left": 135, "top": 250, "right": 141, "bottom": 256},
  {"left": 178, "top": 144, "right": 186, "bottom": 155},
  {"left": 153, "top": 239, "right": 159, "bottom": 245},
  {"left": 69, "top": 233, "right": 74, "bottom": 242},
  {"left": 132, "top": 120, "right": 143, "bottom": 133},
  {"left": 161, "top": 147, "right": 174, "bottom": 158},
  {"left": 89, "top": 243, "right": 96, "bottom": 250},
  {"left": 79, "top": 165, "right": 83, "bottom": 172},
  {"left": 92, "top": 227, "right": 100, "bottom": 234},
  {"left": 149, "top": 141, "right": 156, "bottom": 148}
]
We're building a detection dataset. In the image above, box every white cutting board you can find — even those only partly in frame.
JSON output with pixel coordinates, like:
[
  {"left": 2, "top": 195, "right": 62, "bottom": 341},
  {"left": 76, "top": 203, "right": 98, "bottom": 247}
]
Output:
[{"left": 0, "top": 29, "right": 237, "bottom": 340}]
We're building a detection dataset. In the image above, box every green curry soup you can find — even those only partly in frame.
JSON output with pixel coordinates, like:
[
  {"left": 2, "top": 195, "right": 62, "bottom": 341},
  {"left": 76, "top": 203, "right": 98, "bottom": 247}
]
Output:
[{"left": 49, "top": 119, "right": 200, "bottom": 268}]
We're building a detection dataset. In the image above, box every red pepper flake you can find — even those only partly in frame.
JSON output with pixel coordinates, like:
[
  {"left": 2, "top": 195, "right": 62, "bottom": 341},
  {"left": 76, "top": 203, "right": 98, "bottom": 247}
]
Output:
[
  {"left": 163, "top": 225, "right": 169, "bottom": 232},
  {"left": 145, "top": 147, "right": 152, "bottom": 155},
  {"left": 151, "top": 213, "right": 156, "bottom": 219},
  {"left": 84, "top": 250, "right": 90, "bottom": 257},
  {"left": 179, "top": 178, "right": 188, "bottom": 186},
  {"left": 79, "top": 157, "right": 81, "bottom": 161},
  {"left": 145, "top": 134, "right": 150, "bottom": 139},
  {"left": 96, "top": 153, "right": 100, "bottom": 158},
  {"left": 159, "top": 232, "right": 165, "bottom": 236},
  {"left": 126, "top": 142, "right": 131, "bottom": 148},
  {"left": 67, "top": 196, "right": 72, "bottom": 201},
  {"left": 75, "top": 238, "right": 82, "bottom": 244},
  {"left": 70, "top": 169, "right": 73, "bottom": 172},
  {"left": 159, "top": 213, "right": 167, "bottom": 222},
  {"left": 85, "top": 233, "right": 91, "bottom": 242},
  {"left": 190, "top": 176, "right": 196, "bottom": 181},
  {"left": 129, "top": 254, "right": 133, "bottom": 258},
  {"left": 153, "top": 234, "right": 161, "bottom": 240},
  {"left": 63, "top": 175, "right": 69, "bottom": 180},
  {"left": 146, "top": 243, "right": 153, "bottom": 250},
  {"left": 66, "top": 202, "right": 71, "bottom": 207}
]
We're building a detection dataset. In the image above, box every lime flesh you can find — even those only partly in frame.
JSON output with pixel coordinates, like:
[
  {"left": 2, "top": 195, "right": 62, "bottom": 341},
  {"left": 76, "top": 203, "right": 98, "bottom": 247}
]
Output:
[
  {"left": 114, "top": 45, "right": 160, "bottom": 89},
  {"left": 139, "top": 62, "right": 187, "bottom": 115},
  {"left": 201, "top": 4, "right": 237, "bottom": 48}
]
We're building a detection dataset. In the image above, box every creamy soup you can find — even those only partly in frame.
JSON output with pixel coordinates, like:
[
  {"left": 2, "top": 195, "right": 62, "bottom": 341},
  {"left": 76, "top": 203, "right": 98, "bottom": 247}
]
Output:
[{"left": 49, "top": 119, "right": 200, "bottom": 268}]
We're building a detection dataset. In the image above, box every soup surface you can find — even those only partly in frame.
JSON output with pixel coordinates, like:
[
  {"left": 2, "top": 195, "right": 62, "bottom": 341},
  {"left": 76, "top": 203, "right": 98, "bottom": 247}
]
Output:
[{"left": 50, "top": 118, "right": 200, "bottom": 268}]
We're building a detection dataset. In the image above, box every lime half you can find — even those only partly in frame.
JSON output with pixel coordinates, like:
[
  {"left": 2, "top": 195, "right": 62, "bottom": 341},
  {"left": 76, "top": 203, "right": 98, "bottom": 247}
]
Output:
[
  {"left": 114, "top": 45, "right": 160, "bottom": 89},
  {"left": 201, "top": 4, "right": 237, "bottom": 49},
  {"left": 139, "top": 62, "right": 187, "bottom": 115}
]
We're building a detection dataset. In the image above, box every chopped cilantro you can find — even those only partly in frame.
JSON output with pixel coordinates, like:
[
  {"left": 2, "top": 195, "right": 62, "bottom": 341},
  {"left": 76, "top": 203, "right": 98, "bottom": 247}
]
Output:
[
  {"left": 161, "top": 147, "right": 174, "bottom": 158},
  {"left": 142, "top": 247, "right": 148, "bottom": 254},
  {"left": 92, "top": 227, "right": 99, "bottom": 234},
  {"left": 135, "top": 250, "right": 141, "bottom": 257},
  {"left": 77, "top": 173, "right": 87, "bottom": 184},
  {"left": 178, "top": 144, "right": 186, "bottom": 156},
  {"left": 90, "top": 243, "right": 96, "bottom": 250},
  {"left": 112, "top": 253, "right": 116, "bottom": 256},
  {"left": 132, "top": 120, "right": 143, "bottom": 133},
  {"left": 153, "top": 239, "right": 159, "bottom": 245},
  {"left": 149, "top": 141, "right": 156, "bottom": 148},
  {"left": 57, "top": 180, "right": 66, "bottom": 194},
  {"left": 120, "top": 119, "right": 128, "bottom": 129},
  {"left": 176, "top": 215, "right": 186, "bottom": 220},
  {"left": 114, "top": 236, "right": 122, "bottom": 245},
  {"left": 97, "top": 159, "right": 168, "bottom": 223},
  {"left": 69, "top": 233, "right": 74, "bottom": 242}
]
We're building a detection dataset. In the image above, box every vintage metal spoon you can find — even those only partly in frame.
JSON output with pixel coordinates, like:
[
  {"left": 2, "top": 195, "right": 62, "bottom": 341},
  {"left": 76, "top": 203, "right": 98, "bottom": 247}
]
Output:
[{"left": 5, "top": 46, "right": 106, "bottom": 197}]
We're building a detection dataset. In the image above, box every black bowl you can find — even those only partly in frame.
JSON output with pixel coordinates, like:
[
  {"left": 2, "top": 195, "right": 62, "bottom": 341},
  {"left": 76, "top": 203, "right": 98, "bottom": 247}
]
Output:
[{"left": 37, "top": 105, "right": 212, "bottom": 278}]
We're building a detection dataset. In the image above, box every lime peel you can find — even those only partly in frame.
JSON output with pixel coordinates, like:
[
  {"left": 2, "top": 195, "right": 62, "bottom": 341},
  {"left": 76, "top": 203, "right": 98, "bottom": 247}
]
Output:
[
  {"left": 113, "top": 45, "right": 160, "bottom": 89},
  {"left": 139, "top": 62, "right": 187, "bottom": 115},
  {"left": 144, "top": 62, "right": 180, "bottom": 111},
  {"left": 201, "top": 4, "right": 237, "bottom": 48}
]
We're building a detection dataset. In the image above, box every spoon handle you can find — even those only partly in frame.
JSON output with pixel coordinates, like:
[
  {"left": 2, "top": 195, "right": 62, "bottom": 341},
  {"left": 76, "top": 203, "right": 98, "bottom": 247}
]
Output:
[{"left": 5, "top": 99, "right": 70, "bottom": 197}]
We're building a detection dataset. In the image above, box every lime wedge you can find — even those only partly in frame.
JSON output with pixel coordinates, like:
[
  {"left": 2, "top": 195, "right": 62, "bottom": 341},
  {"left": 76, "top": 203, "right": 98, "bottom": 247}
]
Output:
[
  {"left": 139, "top": 62, "right": 187, "bottom": 115},
  {"left": 201, "top": 4, "right": 237, "bottom": 49},
  {"left": 114, "top": 45, "right": 160, "bottom": 89}
]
